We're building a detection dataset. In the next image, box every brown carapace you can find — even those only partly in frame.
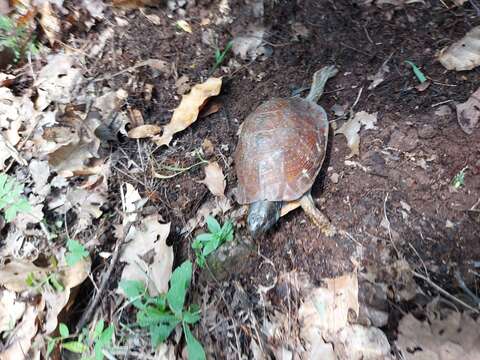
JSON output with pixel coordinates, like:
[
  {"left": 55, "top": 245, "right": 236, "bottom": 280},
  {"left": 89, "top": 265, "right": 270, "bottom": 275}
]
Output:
[
  {"left": 234, "top": 65, "right": 338, "bottom": 238},
  {"left": 234, "top": 97, "right": 328, "bottom": 204}
]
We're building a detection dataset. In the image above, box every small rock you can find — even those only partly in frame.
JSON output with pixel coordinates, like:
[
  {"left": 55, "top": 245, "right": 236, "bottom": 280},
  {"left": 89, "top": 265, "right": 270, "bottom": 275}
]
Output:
[
  {"left": 417, "top": 124, "right": 437, "bottom": 139},
  {"left": 388, "top": 129, "right": 418, "bottom": 152},
  {"left": 331, "top": 173, "right": 340, "bottom": 183}
]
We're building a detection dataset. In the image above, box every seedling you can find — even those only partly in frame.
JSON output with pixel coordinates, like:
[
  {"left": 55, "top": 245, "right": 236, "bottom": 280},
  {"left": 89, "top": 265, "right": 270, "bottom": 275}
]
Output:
[
  {"left": 212, "top": 40, "right": 233, "bottom": 72},
  {"left": 192, "top": 216, "right": 234, "bottom": 268},
  {"left": 120, "top": 261, "right": 206, "bottom": 360},
  {"left": 46, "top": 320, "right": 114, "bottom": 360},
  {"left": 0, "top": 172, "right": 31, "bottom": 222},
  {"left": 0, "top": 15, "right": 39, "bottom": 62},
  {"left": 452, "top": 166, "right": 468, "bottom": 189},
  {"left": 405, "top": 60, "right": 427, "bottom": 84},
  {"left": 65, "top": 239, "right": 89, "bottom": 266}
]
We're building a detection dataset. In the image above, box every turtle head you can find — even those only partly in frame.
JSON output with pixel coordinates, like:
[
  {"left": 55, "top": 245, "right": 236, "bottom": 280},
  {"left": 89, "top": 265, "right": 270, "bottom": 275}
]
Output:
[{"left": 247, "top": 200, "right": 282, "bottom": 238}]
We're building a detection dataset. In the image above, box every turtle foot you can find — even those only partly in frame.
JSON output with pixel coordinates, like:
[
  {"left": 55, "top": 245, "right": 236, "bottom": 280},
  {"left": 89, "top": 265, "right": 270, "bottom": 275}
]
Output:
[{"left": 299, "top": 193, "right": 336, "bottom": 237}]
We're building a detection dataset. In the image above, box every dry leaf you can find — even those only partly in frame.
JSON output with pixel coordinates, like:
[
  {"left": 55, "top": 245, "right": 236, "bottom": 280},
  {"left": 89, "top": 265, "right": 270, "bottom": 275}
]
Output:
[
  {"left": 39, "top": 2, "right": 60, "bottom": 45},
  {"left": 0, "top": 290, "right": 26, "bottom": 332},
  {"left": 299, "top": 272, "right": 359, "bottom": 334},
  {"left": 0, "top": 133, "right": 25, "bottom": 170},
  {"left": 456, "top": 87, "right": 480, "bottom": 134},
  {"left": 335, "top": 111, "right": 378, "bottom": 158},
  {"left": 34, "top": 54, "right": 83, "bottom": 110},
  {"left": 153, "top": 77, "right": 222, "bottom": 147},
  {"left": 181, "top": 196, "right": 232, "bottom": 235},
  {"left": 176, "top": 19, "right": 192, "bottom": 33},
  {"left": 396, "top": 309, "right": 480, "bottom": 360},
  {"left": 119, "top": 214, "right": 173, "bottom": 296},
  {"left": 232, "top": 26, "right": 267, "bottom": 60},
  {"left": 0, "top": 304, "right": 38, "bottom": 360},
  {"left": 368, "top": 63, "right": 390, "bottom": 90},
  {"left": 0, "top": 260, "right": 48, "bottom": 292},
  {"left": 438, "top": 26, "right": 480, "bottom": 71},
  {"left": 334, "top": 325, "right": 391, "bottom": 360},
  {"left": 122, "top": 183, "right": 147, "bottom": 225},
  {"left": 127, "top": 124, "right": 162, "bottom": 139},
  {"left": 199, "top": 161, "right": 226, "bottom": 197}
]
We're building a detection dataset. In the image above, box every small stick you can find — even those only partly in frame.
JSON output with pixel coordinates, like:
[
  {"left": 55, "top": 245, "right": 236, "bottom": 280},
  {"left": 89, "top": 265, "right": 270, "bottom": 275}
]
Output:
[
  {"left": 412, "top": 271, "right": 479, "bottom": 313},
  {"left": 454, "top": 270, "right": 480, "bottom": 306}
]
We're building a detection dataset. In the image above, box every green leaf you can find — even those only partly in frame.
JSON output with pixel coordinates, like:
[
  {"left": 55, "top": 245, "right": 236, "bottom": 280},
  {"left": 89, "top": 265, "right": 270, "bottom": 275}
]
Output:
[
  {"left": 94, "top": 342, "right": 104, "bottom": 360},
  {"left": 66, "top": 239, "right": 89, "bottom": 266},
  {"left": 150, "top": 320, "right": 180, "bottom": 347},
  {"left": 206, "top": 216, "right": 221, "bottom": 234},
  {"left": 182, "top": 306, "right": 201, "bottom": 325},
  {"left": 59, "top": 323, "right": 69, "bottom": 338},
  {"left": 404, "top": 60, "right": 427, "bottom": 84},
  {"left": 167, "top": 261, "right": 192, "bottom": 317},
  {"left": 47, "top": 339, "right": 57, "bottom": 357},
  {"left": 202, "top": 236, "right": 221, "bottom": 258},
  {"left": 99, "top": 324, "right": 114, "bottom": 344},
  {"left": 137, "top": 307, "right": 177, "bottom": 327},
  {"left": 93, "top": 320, "right": 104, "bottom": 339},
  {"left": 183, "top": 323, "right": 206, "bottom": 360},
  {"left": 49, "top": 274, "right": 64, "bottom": 292},
  {"left": 120, "top": 280, "right": 147, "bottom": 308},
  {"left": 195, "top": 233, "right": 215, "bottom": 243},
  {"left": 62, "top": 341, "right": 88, "bottom": 353}
]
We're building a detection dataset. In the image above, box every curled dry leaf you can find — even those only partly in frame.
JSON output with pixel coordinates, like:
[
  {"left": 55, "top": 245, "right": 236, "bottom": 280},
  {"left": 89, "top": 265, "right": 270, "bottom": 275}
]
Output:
[
  {"left": 335, "top": 111, "right": 378, "bottom": 158},
  {"left": 456, "top": 87, "right": 480, "bottom": 134},
  {"left": 0, "top": 260, "right": 48, "bottom": 292},
  {"left": 199, "top": 161, "right": 226, "bottom": 197},
  {"left": 119, "top": 214, "right": 173, "bottom": 296},
  {"left": 127, "top": 124, "right": 162, "bottom": 139},
  {"left": 153, "top": 77, "right": 222, "bottom": 147},
  {"left": 438, "top": 26, "right": 480, "bottom": 71},
  {"left": 232, "top": 25, "right": 268, "bottom": 60}
]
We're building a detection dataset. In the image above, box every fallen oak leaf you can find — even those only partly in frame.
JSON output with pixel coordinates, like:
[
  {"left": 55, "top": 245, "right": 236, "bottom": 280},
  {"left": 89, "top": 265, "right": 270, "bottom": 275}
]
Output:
[
  {"left": 127, "top": 124, "right": 162, "bottom": 139},
  {"left": 456, "top": 87, "right": 480, "bottom": 134},
  {"left": 198, "top": 161, "right": 226, "bottom": 197},
  {"left": 153, "top": 77, "right": 222, "bottom": 147}
]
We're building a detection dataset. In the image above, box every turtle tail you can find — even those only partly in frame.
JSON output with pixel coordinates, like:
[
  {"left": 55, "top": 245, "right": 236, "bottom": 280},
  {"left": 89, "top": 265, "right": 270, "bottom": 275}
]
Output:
[{"left": 306, "top": 65, "right": 338, "bottom": 104}]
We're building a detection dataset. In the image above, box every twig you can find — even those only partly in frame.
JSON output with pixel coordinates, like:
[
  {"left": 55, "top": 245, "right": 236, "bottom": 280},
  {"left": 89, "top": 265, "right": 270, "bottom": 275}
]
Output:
[
  {"left": 75, "top": 228, "right": 127, "bottom": 334},
  {"left": 454, "top": 270, "right": 480, "bottom": 307},
  {"left": 340, "top": 42, "right": 371, "bottom": 57},
  {"left": 412, "top": 271, "right": 479, "bottom": 313},
  {"left": 383, "top": 193, "right": 400, "bottom": 257}
]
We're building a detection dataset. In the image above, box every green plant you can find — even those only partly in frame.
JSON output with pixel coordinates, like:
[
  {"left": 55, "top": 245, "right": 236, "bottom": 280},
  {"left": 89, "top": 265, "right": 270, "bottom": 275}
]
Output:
[
  {"left": 405, "top": 60, "right": 427, "bottom": 84},
  {"left": 452, "top": 166, "right": 468, "bottom": 189},
  {"left": 65, "top": 239, "right": 89, "bottom": 266},
  {"left": 192, "top": 216, "right": 234, "bottom": 267},
  {"left": 46, "top": 320, "right": 114, "bottom": 360},
  {"left": 120, "top": 261, "right": 206, "bottom": 360},
  {"left": 212, "top": 40, "right": 233, "bottom": 72},
  {"left": 0, "top": 15, "right": 39, "bottom": 62},
  {"left": 0, "top": 172, "right": 31, "bottom": 222}
]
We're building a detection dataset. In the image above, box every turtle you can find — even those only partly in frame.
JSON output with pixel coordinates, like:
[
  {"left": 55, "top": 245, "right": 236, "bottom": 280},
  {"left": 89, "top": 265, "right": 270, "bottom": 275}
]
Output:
[{"left": 234, "top": 65, "right": 338, "bottom": 238}]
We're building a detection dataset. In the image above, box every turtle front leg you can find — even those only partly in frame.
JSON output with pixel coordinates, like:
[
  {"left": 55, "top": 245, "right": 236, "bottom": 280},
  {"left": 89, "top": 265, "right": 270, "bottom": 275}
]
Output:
[{"left": 299, "top": 193, "right": 336, "bottom": 237}]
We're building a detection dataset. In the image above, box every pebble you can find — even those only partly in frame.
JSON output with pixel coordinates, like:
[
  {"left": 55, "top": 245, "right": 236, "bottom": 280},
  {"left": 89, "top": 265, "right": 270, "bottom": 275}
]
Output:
[{"left": 417, "top": 124, "right": 437, "bottom": 139}]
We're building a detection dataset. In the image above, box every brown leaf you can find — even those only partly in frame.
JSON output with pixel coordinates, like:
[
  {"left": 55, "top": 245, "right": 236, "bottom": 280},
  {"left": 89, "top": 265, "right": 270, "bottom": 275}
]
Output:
[
  {"left": 153, "top": 77, "right": 222, "bottom": 147},
  {"left": 38, "top": 2, "right": 60, "bottom": 45},
  {"left": 456, "top": 87, "right": 480, "bottom": 134},
  {"left": 127, "top": 124, "right": 162, "bottom": 139},
  {"left": 438, "top": 26, "right": 480, "bottom": 71},
  {"left": 396, "top": 308, "right": 480, "bottom": 360},
  {"left": 0, "top": 260, "right": 48, "bottom": 292},
  {"left": 119, "top": 214, "right": 173, "bottom": 296},
  {"left": 199, "top": 161, "right": 226, "bottom": 197}
]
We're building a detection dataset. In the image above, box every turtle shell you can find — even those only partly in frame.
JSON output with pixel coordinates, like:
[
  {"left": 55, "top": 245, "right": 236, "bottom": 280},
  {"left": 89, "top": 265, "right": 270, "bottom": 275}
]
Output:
[{"left": 234, "top": 97, "right": 329, "bottom": 205}]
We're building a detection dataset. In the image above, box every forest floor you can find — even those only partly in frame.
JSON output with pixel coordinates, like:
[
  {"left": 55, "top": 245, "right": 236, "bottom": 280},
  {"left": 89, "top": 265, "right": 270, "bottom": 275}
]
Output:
[{"left": 0, "top": 0, "right": 479, "bottom": 359}]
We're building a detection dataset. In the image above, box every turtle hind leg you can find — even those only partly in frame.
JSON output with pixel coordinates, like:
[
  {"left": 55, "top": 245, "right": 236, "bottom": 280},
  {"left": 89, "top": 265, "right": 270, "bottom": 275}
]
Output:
[
  {"left": 306, "top": 65, "right": 338, "bottom": 104},
  {"left": 299, "top": 193, "right": 336, "bottom": 237}
]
